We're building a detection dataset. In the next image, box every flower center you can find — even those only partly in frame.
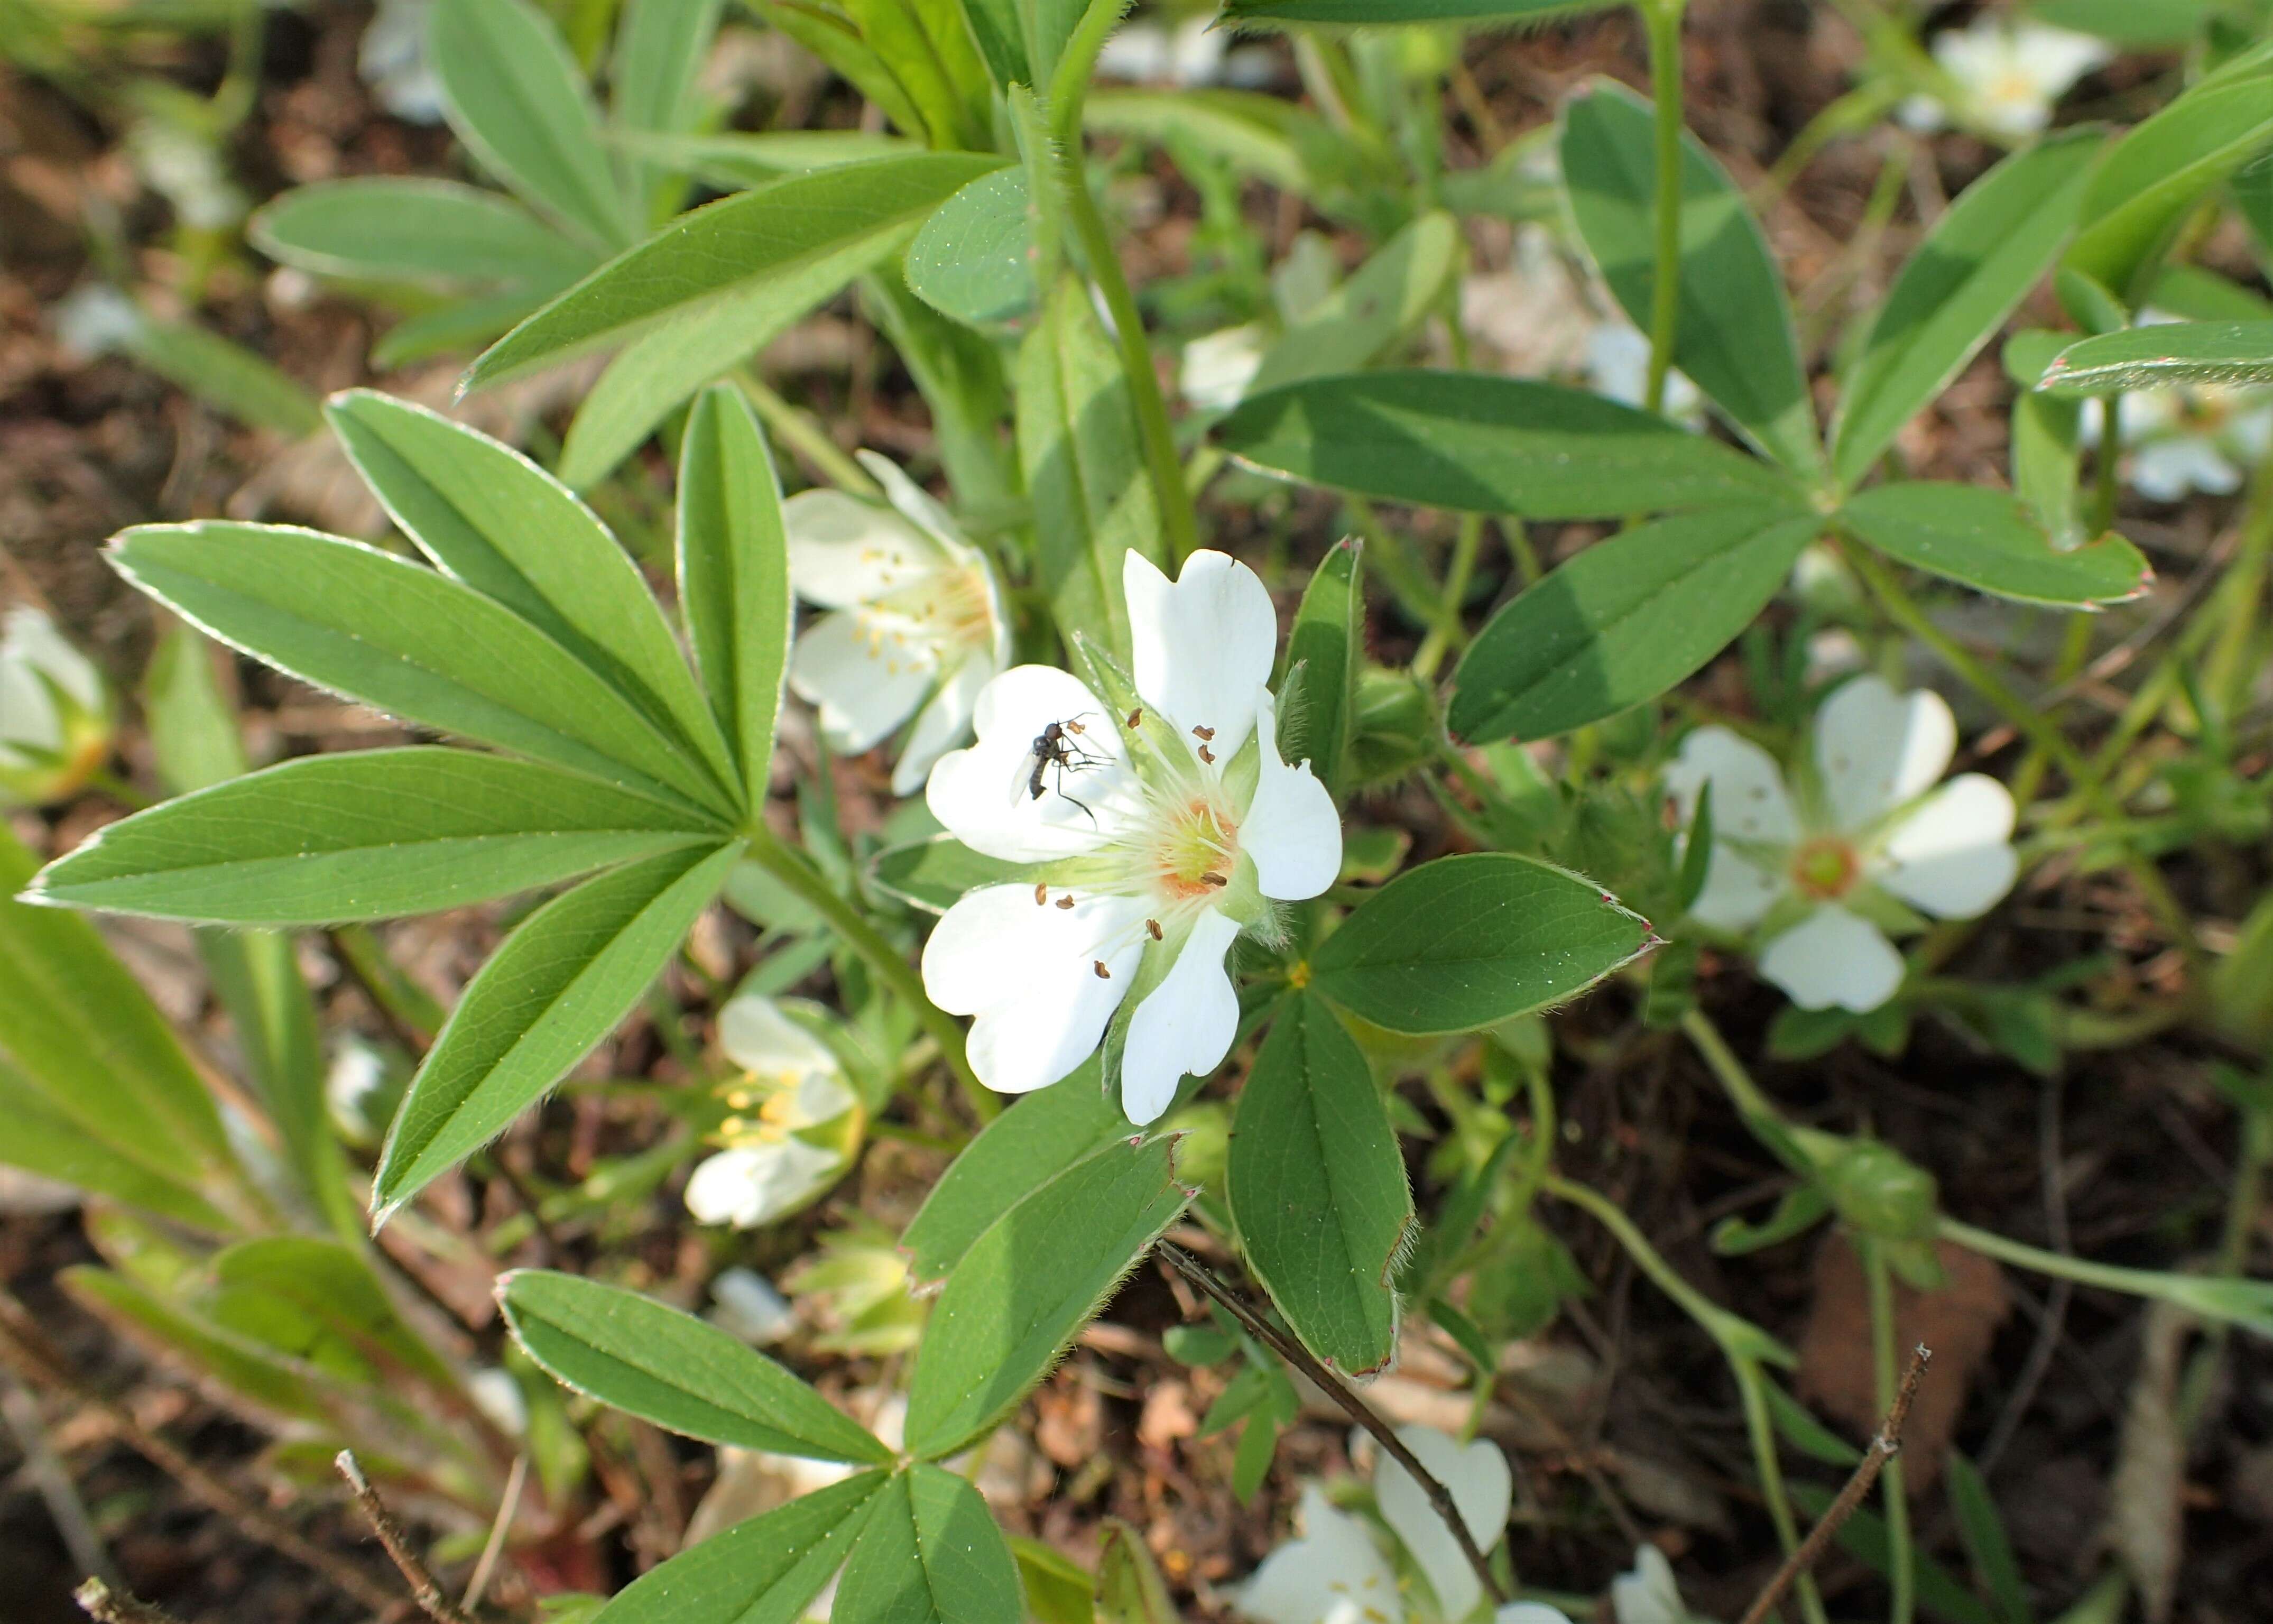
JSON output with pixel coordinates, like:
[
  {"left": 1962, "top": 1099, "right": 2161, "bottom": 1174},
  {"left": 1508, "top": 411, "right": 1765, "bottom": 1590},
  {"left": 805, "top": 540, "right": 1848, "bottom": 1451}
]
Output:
[
  {"left": 719, "top": 1068, "right": 810, "bottom": 1146},
  {"left": 879, "top": 563, "right": 995, "bottom": 655},
  {"left": 1149, "top": 791, "right": 1240, "bottom": 904},
  {"left": 1790, "top": 836, "right": 1861, "bottom": 901}
]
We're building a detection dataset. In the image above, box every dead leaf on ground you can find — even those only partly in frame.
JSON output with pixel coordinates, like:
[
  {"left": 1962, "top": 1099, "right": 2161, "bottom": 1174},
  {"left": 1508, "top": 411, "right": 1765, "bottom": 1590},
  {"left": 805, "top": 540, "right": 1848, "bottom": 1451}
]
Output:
[
  {"left": 1795, "top": 1232, "right": 2009, "bottom": 1491},
  {"left": 2104, "top": 1299, "right": 2188, "bottom": 1624}
]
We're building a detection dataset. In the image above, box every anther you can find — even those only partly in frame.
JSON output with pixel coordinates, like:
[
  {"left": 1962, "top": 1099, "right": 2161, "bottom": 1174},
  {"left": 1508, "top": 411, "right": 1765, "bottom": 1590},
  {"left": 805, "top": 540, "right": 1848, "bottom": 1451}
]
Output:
[
  {"left": 1197, "top": 743, "right": 1215, "bottom": 764},
  {"left": 1191, "top": 725, "right": 1215, "bottom": 740},
  {"left": 1200, "top": 871, "right": 1227, "bottom": 888},
  {"left": 1093, "top": 959, "right": 1111, "bottom": 979},
  {"left": 1126, "top": 708, "right": 1143, "bottom": 728},
  {"left": 1056, "top": 895, "right": 1075, "bottom": 910},
  {"left": 1147, "top": 919, "right": 1163, "bottom": 940},
  {"left": 1033, "top": 882, "right": 1048, "bottom": 906}
]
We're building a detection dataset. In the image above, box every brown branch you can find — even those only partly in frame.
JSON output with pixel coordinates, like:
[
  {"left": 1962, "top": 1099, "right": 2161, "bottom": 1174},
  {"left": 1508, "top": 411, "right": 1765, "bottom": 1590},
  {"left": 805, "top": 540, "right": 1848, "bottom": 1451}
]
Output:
[
  {"left": 1738, "top": 1344, "right": 1934, "bottom": 1624},
  {"left": 337, "top": 1450, "right": 477, "bottom": 1624},
  {"left": 1158, "top": 1243, "right": 1508, "bottom": 1609},
  {"left": 0, "top": 1294, "right": 401, "bottom": 1616},
  {"left": 75, "top": 1579, "right": 189, "bottom": 1624}
]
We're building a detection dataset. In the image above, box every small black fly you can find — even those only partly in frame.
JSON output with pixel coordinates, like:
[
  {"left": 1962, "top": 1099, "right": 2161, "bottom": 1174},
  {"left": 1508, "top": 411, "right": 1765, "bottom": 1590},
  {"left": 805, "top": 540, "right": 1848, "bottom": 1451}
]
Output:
[{"left": 1015, "top": 716, "right": 1105, "bottom": 820}]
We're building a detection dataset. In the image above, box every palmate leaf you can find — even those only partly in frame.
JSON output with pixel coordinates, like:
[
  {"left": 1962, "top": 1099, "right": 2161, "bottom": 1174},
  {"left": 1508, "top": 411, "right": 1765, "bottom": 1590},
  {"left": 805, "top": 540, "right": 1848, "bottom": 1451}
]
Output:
[
  {"left": 589, "top": 1471, "right": 889, "bottom": 1624},
  {"left": 1216, "top": 372, "right": 1797, "bottom": 518},
  {"left": 500, "top": 1271, "right": 890, "bottom": 1462},
  {"left": 108, "top": 522, "right": 734, "bottom": 819},
  {"left": 1228, "top": 994, "right": 1411, "bottom": 1374},
  {"left": 30, "top": 749, "right": 720, "bottom": 925},
  {"left": 372, "top": 841, "right": 742, "bottom": 1222}
]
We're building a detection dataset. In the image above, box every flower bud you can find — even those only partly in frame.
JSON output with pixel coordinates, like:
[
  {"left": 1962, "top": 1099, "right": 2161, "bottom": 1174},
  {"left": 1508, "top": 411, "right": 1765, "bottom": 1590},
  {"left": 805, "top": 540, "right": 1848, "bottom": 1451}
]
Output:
[
  {"left": 0, "top": 608, "right": 112, "bottom": 807},
  {"left": 1822, "top": 1139, "right": 1939, "bottom": 1244}
]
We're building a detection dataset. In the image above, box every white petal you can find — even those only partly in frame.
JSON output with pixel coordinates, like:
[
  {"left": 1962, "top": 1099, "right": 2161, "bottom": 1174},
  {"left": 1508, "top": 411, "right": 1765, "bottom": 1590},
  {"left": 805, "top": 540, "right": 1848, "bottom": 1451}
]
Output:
[
  {"left": 685, "top": 1144, "right": 835, "bottom": 1229},
  {"left": 709, "top": 1268, "right": 796, "bottom": 1345},
  {"left": 783, "top": 489, "right": 945, "bottom": 608},
  {"left": 1611, "top": 1546, "right": 1687, "bottom": 1624},
  {"left": 893, "top": 652, "right": 996, "bottom": 798},
  {"left": 921, "top": 884, "right": 1149, "bottom": 1095},
  {"left": 1815, "top": 676, "right": 1955, "bottom": 832},
  {"left": 1665, "top": 726, "right": 1798, "bottom": 844},
  {"left": 1878, "top": 773, "right": 2018, "bottom": 919},
  {"left": 926, "top": 665, "right": 1139, "bottom": 862},
  {"left": 1758, "top": 906, "right": 1905, "bottom": 1013},
  {"left": 1239, "top": 1485, "right": 1403, "bottom": 1624},
  {"left": 1500, "top": 1610, "right": 1577, "bottom": 1624},
  {"left": 2, "top": 608, "right": 102, "bottom": 711},
  {"left": 1688, "top": 846, "right": 1785, "bottom": 932},
  {"left": 857, "top": 450, "right": 965, "bottom": 553},
  {"left": 1375, "top": 1425, "right": 1512, "bottom": 1624},
  {"left": 1121, "top": 909, "right": 1241, "bottom": 1125},
  {"left": 2132, "top": 437, "right": 2240, "bottom": 501},
  {"left": 718, "top": 994, "right": 840, "bottom": 1078},
  {"left": 788, "top": 609, "right": 937, "bottom": 754},
  {"left": 1125, "top": 550, "right": 1277, "bottom": 759},
  {"left": 1245, "top": 686, "right": 1342, "bottom": 902},
  {"left": 0, "top": 651, "right": 61, "bottom": 759}
]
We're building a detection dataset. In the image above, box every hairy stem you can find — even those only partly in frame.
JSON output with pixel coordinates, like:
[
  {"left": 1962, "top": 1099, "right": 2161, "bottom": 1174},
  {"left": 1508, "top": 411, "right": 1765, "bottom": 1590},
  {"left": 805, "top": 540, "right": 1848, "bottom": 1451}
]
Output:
[
  {"left": 1643, "top": 0, "right": 1689, "bottom": 415},
  {"left": 337, "top": 1450, "right": 474, "bottom": 1624}
]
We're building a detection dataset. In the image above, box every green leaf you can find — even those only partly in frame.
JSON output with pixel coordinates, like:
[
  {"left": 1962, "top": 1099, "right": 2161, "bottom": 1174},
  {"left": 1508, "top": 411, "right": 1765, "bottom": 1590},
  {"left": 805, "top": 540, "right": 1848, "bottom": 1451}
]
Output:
[
  {"left": 1, "top": 826, "right": 242, "bottom": 1228},
  {"left": 211, "top": 1237, "right": 458, "bottom": 1390},
  {"left": 1085, "top": 89, "right": 1326, "bottom": 196},
  {"left": 2029, "top": 0, "right": 2220, "bottom": 45},
  {"left": 431, "top": 0, "right": 634, "bottom": 251},
  {"left": 1448, "top": 506, "right": 1817, "bottom": 745},
  {"left": 904, "top": 1136, "right": 1191, "bottom": 1460},
  {"left": 121, "top": 317, "right": 321, "bottom": 438},
  {"left": 609, "top": 128, "right": 916, "bottom": 191},
  {"left": 1095, "top": 1518, "right": 1179, "bottom": 1624},
  {"left": 753, "top": 0, "right": 927, "bottom": 141},
  {"left": 612, "top": 0, "right": 725, "bottom": 215},
  {"left": 1216, "top": 372, "right": 1797, "bottom": 518},
  {"left": 868, "top": 834, "right": 1034, "bottom": 916},
  {"left": 326, "top": 390, "right": 738, "bottom": 800},
  {"left": 1309, "top": 853, "right": 1653, "bottom": 1035},
  {"left": 1832, "top": 130, "right": 2102, "bottom": 487},
  {"left": 1223, "top": 0, "right": 1616, "bottom": 21},
  {"left": 372, "top": 840, "right": 740, "bottom": 1221},
  {"left": 2064, "top": 44, "right": 2273, "bottom": 304},
  {"left": 861, "top": 265, "right": 1017, "bottom": 516},
  {"left": 109, "top": 522, "right": 730, "bottom": 816},
  {"left": 249, "top": 179, "right": 593, "bottom": 290},
  {"left": 1013, "top": 1537, "right": 1096, "bottom": 1624},
  {"left": 899, "top": 1055, "right": 1129, "bottom": 1286},
  {"left": 1946, "top": 1453, "right": 2034, "bottom": 1624},
  {"left": 1562, "top": 80, "right": 1821, "bottom": 480},
  {"left": 1228, "top": 993, "right": 1411, "bottom": 1374},
  {"left": 1016, "top": 274, "right": 1167, "bottom": 660},
  {"left": 904, "top": 166, "right": 1035, "bottom": 330},
  {"left": 1840, "top": 482, "right": 2151, "bottom": 608},
  {"left": 62, "top": 1266, "right": 324, "bottom": 1422},
  {"left": 834, "top": 1466, "right": 1024, "bottom": 1624},
  {"left": 1279, "top": 536, "right": 1363, "bottom": 798},
  {"left": 144, "top": 624, "right": 248, "bottom": 794},
  {"left": 588, "top": 1471, "right": 889, "bottom": 1624},
  {"left": 2006, "top": 330, "right": 2086, "bottom": 547},
  {"left": 677, "top": 386, "right": 793, "bottom": 805},
  {"left": 30, "top": 750, "right": 718, "bottom": 924},
  {"left": 1246, "top": 210, "right": 1460, "bottom": 395},
  {"left": 2037, "top": 319, "right": 2273, "bottom": 393},
  {"left": 500, "top": 1271, "right": 890, "bottom": 1461},
  {"left": 466, "top": 152, "right": 1003, "bottom": 390}
]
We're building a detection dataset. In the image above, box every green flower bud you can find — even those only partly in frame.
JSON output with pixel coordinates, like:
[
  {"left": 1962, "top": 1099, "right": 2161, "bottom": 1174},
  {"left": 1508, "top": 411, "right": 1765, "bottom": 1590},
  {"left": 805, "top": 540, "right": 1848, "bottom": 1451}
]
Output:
[{"left": 1823, "top": 1139, "right": 1939, "bottom": 1244}]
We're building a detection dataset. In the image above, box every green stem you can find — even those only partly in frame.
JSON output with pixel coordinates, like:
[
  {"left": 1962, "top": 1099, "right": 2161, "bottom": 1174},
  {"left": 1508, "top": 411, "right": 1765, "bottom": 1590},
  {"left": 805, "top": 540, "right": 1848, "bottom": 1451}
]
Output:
[
  {"left": 85, "top": 767, "right": 151, "bottom": 812},
  {"left": 742, "top": 828, "right": 994, "bottom": 1120},
  {"left": 735, "top": 373, "right": 881, "bottom": 497},
  {"left": 1734, "top": 1363, "right": 1834, "bottom": 1624},
  {"left": 1937, "top": 1215, "right": 2269, "bottom": 1332},
  {"left": 2089, "top": 388, "right": 2123, "bottom": 536},
  {"left": 1680, "top": 1009, "right": 1814, "bottom": 1177},
  {"left": 1860, "top": 1241, "right": 1914, "bottom": 1624},
  {"left": 1642, "top": 0, "right": 1689, "bottom": 415},
  {"left": 1413, "top": 515, "right": 1484, "bottom": 680},
  {"left": 1545, "top": 1174, "right": 1791, "bottom": 1364}
]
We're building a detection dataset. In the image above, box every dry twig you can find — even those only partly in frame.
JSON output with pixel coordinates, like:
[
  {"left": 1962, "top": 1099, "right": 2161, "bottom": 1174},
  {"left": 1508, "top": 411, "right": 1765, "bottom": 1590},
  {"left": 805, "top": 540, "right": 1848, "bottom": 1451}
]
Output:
[
  {"left": 75, "top": 1579, "right": 189, "bottom": 1624},
  {"left": 337, "top": 1449, "right": 478, "bottom": 1624},
  {"left": 1159, "top": 1242, "right": 1509, "bottom": 1609},
  {"left": 1738, "top": 1344, "right": 1934, "bottom": 1624}
]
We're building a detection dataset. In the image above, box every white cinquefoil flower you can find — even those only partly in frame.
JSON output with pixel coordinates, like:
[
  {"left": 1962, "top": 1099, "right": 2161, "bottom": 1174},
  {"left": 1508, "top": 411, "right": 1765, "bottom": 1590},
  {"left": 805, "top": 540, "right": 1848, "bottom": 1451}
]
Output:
[
  {"left": 786, "top": 451, "right": 1010, "bottom": 796},
  {"left": 1667, "top": 676, "right": 2019, "bottom": 1014},
  {"left": 1899, "top": 17, "right": 2110, "bottom": 142},
  {"left": 2085, "top": 385, "right": 2273, "bottom": 503},
  {"left": 0, "top": 607, "right": 110, "bottom": 807},
  {"left": 684, "top": 995, "right": 861, "bottom": 1230},
  {"left": 922, "top": 550, "right": 1342, "bottom": 1124}
]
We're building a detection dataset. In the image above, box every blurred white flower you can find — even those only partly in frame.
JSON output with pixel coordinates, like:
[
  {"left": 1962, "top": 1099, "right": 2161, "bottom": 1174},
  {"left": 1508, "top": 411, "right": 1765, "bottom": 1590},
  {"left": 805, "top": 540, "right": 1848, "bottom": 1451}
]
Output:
[
  {"left": 1898, "top": 18, "right": 2110, "bottom": 142},
  {"left": 0, "top": 607, "right": 110, "bottom": 807},
  {"left": 2083, "top": 383, "right": 2273, "bottom": 503},
  {"left": 361, "top": 0, "right": 448, "bottom": 123},
  {"left": 125, "top": 120, "right": 246, "bottom": 231},
  {"left": 1097, "top": 13, "right": 1275, "bottom": 87},
  {"left": 787, "top": 451, "right": 1010, "bottom": 796},
  {"left": 1180, "top": 323, "right": 1268, "bottom": 413},
  {"left": 1461, "top": 226, "right": 1596, "bottom": 377},
  {"left": 922, "top": 551, "right": 1341, "bottom": 1124},
  {"left": 1586, "top": 323, "right": 1705, "bottom": 430},
  {"left": 683, "top": 996, "right": 860, "bottom": 1229},
  {"left": 1374, "top": 1425, "right": 1512, "bottom": 1623},
  {"left": 1667, "top": 676, "right": 2018, "bottom": 1013},
  {"left": 708, "top": 1267, "right": 798, "bottom": 1345},
  {"left": 1239, "top": 1484, "right": 1404, "bottom": 1624},
  {"left": 52, "top": 285, "right": 146, "bottom": 359},
  {"left": 1612, "top": 1546, "right": 1694, "bottom": 1624},
  {"left": 467, "top": 1367, "right": 528, "bottom": 1437}
]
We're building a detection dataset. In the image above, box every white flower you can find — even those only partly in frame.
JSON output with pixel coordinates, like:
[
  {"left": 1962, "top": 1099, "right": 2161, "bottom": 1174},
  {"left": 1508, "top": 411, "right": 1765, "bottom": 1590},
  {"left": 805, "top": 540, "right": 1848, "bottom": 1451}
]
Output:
[
  {"left": 52, "top": 285, "right": 145, "bottom": 359},
  {"left": 1096, "top": 14, "right": 1276, "bottom": 88},
  {"left": 708, "top": 1267, "right": 798, "bottom": 1345},
  {"left": 1900, "top": 19, "right": 2110, "bottom": 142},
  {"left": 1586, "top": 323, "right": 1704, "bottom": 430},
  {"left": 1181, "top": 324, "right": 1268, "bottom": 413},
  {"left": 683, "top": 996, "right": 860, "bottom": 1230},
  {"left": 1373, "top": 1425, "right": 1512, "bottom": 1623},
  {"left": 1239, "top": 1484, "right": 1405, "bottom": 1624},
  {"left": 360, "top": 0, "right": 447, "bottom": 123},
  {"left": 786, "top": 452, "right": 1010, "bottom": 797},
  {"left": 467, "top": 1368, "right": 528, "bottom": 1437},
  {"left": 1666, "top": 676, "right": 2018, "bottom": 1014},
  {"left": 0, "top": 607, "right": 109, "bottom": 807},
  {"left": 1612, "top": 1546, "right": 1693, "bottom": 1624},
  {"left": 2084, "top": 382, "right": 2273, "bottom": 503},
  {"left": 125, "top": 120, "right": 246, "bottom": 232},
  {"left": 922, "top": 550, "right": 1342, "bottom": 1124}
]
